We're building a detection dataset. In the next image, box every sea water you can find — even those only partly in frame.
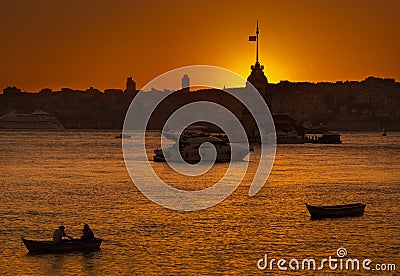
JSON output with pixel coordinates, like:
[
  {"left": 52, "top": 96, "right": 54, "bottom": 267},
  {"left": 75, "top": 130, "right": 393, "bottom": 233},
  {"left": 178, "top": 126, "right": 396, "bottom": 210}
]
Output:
[{"left": 0, "top": 131, "right": 399, "bottom": 275}]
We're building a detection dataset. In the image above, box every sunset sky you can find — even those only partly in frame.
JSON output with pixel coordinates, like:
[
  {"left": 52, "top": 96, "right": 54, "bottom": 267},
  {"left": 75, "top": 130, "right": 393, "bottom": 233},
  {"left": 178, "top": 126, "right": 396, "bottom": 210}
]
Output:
[{"left": 0, "top": 0, "right": 399, "bottom": 92}]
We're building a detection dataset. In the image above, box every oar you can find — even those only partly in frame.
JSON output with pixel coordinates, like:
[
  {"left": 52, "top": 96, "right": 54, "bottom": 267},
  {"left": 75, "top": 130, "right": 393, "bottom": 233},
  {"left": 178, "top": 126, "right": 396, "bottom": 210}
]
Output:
[{"left": 65, "top": 234, "right": 75, "bottom": 240}]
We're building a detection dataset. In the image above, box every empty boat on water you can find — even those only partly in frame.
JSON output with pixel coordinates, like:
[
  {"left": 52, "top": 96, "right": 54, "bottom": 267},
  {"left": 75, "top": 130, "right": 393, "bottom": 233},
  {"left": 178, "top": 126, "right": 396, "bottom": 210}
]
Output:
[
  {"left": 21, "top": 237, "right": 103, "bottom": 253},
  {"left": 306, "top": 203, "right": 366, "bottom": 219}
]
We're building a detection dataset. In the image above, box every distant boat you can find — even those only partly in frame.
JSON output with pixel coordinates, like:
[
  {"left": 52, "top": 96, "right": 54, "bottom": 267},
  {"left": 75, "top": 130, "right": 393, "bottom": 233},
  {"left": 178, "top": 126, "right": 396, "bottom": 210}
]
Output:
[
  {"left": 21, "top": 237, "right": 103, "bottom": 253},
  {"left": 306, "top": 132, "right": 342, "bottom": 144},
  {"left": 306, "top": 203, "right": 366, "bottom": 219},
  {"left": 115, "top": 133, "right": 131, "bottom": 139},
  {"left": 276, "top": 130, "right": 304, "bottom": 144},
  {"left": 0, "top": 110, "right": 64, "bottom": 129}
]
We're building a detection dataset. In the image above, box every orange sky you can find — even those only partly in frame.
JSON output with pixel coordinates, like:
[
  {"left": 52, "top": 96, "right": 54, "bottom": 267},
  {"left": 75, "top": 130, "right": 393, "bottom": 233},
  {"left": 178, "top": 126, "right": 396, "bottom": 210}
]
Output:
[{"left": 0, "top": 0, "right": 399, "bottom": 91}]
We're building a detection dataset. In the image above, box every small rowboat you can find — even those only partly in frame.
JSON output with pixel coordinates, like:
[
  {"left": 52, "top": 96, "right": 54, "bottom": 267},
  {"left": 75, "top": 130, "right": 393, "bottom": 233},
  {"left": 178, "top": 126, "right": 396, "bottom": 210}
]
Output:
[
  {"left": 306, "top": 203, "right": 366, "bottom": 219},
  {"left": 21, "top": 237, "right": 103, "bottom": 253}
]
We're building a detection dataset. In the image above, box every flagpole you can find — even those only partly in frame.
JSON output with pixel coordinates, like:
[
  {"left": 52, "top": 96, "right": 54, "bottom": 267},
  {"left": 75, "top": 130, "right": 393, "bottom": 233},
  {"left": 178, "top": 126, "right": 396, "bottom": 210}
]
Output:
[{"left": 256, "top": 21, "right": 259, "bottom": 64}]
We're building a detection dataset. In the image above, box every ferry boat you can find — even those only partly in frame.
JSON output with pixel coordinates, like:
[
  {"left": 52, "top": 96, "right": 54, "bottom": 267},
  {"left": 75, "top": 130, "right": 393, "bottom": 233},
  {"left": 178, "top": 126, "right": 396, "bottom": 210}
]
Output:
[
  {"left": 306, "top": 132, "right": 342, "bottom": 144},
  {"left": 0, "top": 111, "right": 64, "bottom": 129},
  {"left": 276, "top": 130, "right": 305, "bottom": 144}
]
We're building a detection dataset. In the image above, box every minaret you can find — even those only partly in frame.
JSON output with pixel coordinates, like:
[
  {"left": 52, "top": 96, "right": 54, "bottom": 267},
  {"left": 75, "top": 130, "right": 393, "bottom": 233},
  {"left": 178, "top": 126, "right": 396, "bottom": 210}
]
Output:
[
  {"left": 125, "top": 77, "right": 136, "bottom": 93},
  {"left": 247, "top": 21, "right": 273, "bottom": 110},
  {"left": 181, "top": 74, "right": 190, "bottom": 89}
]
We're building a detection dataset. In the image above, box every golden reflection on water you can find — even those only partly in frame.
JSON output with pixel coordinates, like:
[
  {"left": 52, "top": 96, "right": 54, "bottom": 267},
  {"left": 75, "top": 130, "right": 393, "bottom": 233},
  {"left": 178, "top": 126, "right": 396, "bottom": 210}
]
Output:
[{"left": 0, "top": 131, "right": 399, "bottom": 275}]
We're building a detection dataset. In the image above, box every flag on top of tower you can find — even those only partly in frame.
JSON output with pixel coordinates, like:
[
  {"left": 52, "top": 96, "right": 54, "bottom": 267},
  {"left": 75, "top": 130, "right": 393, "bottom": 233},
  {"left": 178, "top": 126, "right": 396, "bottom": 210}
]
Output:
[{"left": 248, "top": 35, "right": 257, "bottom": 41}]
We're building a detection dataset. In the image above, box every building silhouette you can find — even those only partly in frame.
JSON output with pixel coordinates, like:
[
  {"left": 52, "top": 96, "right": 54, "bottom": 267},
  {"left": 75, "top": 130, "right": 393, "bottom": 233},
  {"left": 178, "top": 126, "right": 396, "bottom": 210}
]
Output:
[
  {"left": 246, "top": 21, "right": 272, "bottom": 109},
  {"left": 0, "top": 76, "right": 398, "bottom": 130},
  {"left": 3, "top": 86, "right": 21, "bottom": 95},
  {"left": 247, "top": 62, "right": 271, "bottom": 108},
  {"left": 125, "top": 77, "right": 136, "bottom": 93},
  {"left": 181, "top": 74, "right": 190, "bottom": 90}
]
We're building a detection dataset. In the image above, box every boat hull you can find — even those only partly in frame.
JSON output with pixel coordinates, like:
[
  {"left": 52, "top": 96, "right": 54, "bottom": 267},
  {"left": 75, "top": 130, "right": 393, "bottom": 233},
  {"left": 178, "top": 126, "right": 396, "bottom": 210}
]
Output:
[
  {"left": 21, "top": 237, "right": 103, "bottom": 253},
  {"left": 153, "top": 150, "right": 245, "bottom": 163},
  {"left": 306, "top": 203, "right": 366, "bottom": 219},
  {"left": 153, "top": 155, "right": 232, "bottom": 163},
  {"left": 306, "top": 133, "right": 342, "bottom": 144},
  {"left": 153, "top": 144, "right": 249, "bottom": 163}
]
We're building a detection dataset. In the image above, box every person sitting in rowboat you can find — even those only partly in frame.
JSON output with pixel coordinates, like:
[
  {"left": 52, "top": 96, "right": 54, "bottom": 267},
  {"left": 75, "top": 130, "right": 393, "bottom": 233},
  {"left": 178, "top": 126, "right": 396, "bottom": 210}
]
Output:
[
  {"left": 81, "top": 224, "right": 95, "bottom": 240},
  {"left": 52, "top": 225, "right": 73, "bottom": 243}
]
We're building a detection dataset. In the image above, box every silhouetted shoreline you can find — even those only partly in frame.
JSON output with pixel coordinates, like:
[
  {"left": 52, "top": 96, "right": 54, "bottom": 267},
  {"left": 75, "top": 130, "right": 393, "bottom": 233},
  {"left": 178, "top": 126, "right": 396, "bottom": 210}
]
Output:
[{"left": 1, "top": 76, "right": 399, "bottom": 131}]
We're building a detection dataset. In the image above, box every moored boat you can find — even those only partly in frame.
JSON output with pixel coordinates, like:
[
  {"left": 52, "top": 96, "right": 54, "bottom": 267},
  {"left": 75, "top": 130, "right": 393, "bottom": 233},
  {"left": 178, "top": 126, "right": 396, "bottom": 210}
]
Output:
[
  {"left": 306, "top": 203, "right": 366, "bottom": 219},
  {"left": 153, "top": 135, "right": 250, "bottom": 163},
  {"left": 21, "top": 237, "right": 103, "bottom": 253},
  {"left": 306, "top": 132, "right": 342, "bottom": 144},
  {"left": 276, "top": 130, "right": 304, "bottom": 144},
  {"left": 153, "top": 129, "right": 250, "bottom": 163}
]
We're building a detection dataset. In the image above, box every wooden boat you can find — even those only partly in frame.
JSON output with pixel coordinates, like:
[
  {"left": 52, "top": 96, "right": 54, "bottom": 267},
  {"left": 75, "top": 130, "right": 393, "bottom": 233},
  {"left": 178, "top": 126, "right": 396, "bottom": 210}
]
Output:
[
  {"left": 21, "top": 237, "right": 103, "bottom": 253},
  {"left": 306, "top": 203, "right": 366, "bottom": 219}
]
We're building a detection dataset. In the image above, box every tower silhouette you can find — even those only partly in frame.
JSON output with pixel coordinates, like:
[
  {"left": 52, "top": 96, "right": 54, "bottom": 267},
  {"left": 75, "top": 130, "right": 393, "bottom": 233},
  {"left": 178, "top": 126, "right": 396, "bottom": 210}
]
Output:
[
  {"left": 246, "top": 21, "right": 273, "bottom": 109},
  {"left": 181, "top": 74, "right": 190, "bottom": 89},
  {"left": 125, "top": 77, "right": 136, "bottom": 93}
]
